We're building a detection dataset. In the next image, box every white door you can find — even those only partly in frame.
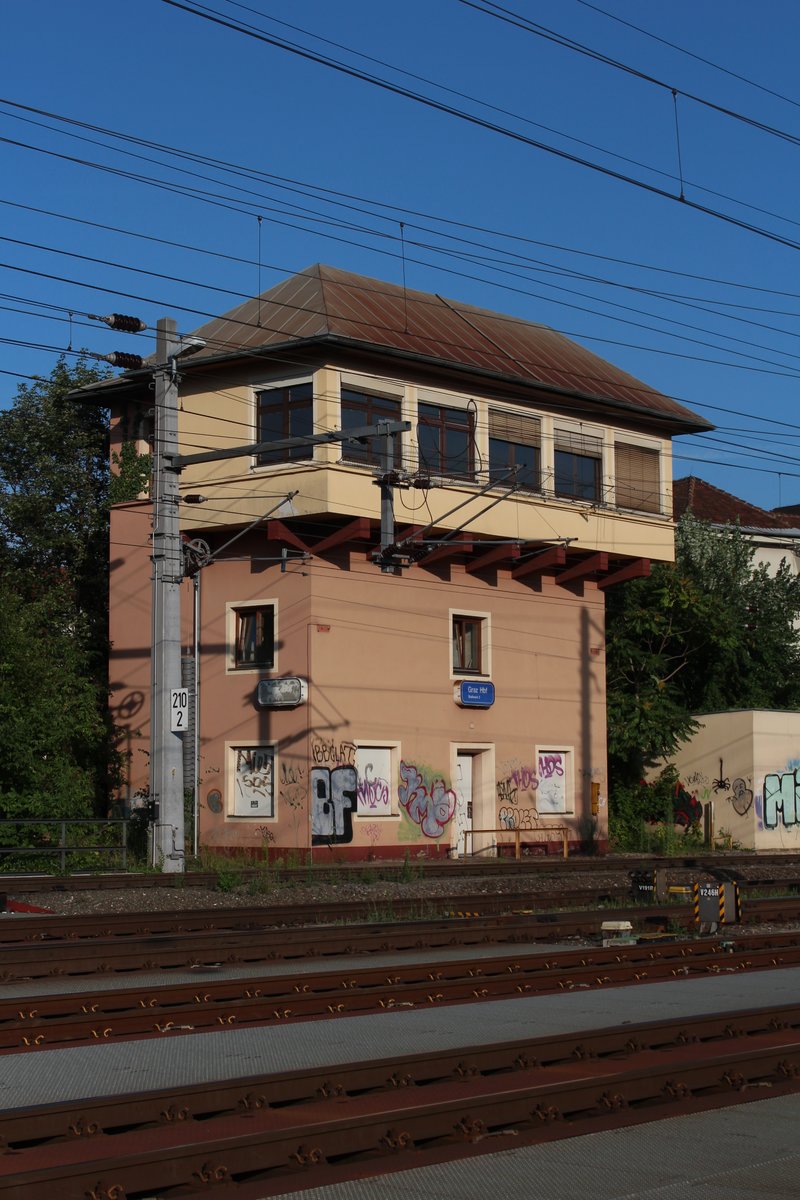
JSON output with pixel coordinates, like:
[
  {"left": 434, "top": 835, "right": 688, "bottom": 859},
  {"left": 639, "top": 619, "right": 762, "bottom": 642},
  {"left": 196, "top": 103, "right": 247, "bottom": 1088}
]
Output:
[{"left": 453, "top": 754, "right": 473, "bottom": 858}]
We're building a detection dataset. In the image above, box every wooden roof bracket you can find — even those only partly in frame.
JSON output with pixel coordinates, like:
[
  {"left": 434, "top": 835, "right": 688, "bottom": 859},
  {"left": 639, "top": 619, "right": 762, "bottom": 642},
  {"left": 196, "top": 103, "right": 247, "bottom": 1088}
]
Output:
[{"left": 597, "top": 558, "right": 651, "bottom": 590}]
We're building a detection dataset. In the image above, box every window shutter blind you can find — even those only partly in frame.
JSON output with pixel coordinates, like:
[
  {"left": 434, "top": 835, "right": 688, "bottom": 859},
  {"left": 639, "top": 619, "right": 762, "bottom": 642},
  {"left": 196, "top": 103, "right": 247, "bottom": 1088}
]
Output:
[
  {"left": 615, "top": 443, "right": 660, "bottom": 513},
  {"left": 489, "top": 409, "right": 540, "bottom": 446},
  {"left": 554, "top": 427, "right": 602, "bottom": 457}
]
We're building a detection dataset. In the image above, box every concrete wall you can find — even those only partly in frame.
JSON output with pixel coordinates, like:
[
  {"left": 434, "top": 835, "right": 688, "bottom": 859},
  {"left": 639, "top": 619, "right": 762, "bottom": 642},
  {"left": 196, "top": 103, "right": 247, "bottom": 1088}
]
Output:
[{"left": 670, "top": 710, "right": 800, "bottom": 852}]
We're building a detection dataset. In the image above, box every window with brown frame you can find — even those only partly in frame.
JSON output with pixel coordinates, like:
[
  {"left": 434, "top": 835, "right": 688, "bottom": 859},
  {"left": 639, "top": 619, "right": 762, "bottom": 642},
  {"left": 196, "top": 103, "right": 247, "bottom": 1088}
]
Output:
[
  {"left": 489, "top": 409, "right": 541, "bottom": 491},
  {"left": 340, "top": 387, "right": 402, "bottom": 467},
  {"left": 418, "top": 403, "right": 474, "bottom": 477},
  {"left": 256, "top": 381, "right": 313, "bottom": 465},
  {"left": 233, "top": 606, "right": 275, "bottom": 670},
  {"left": 452, "top": 614, "right": 484, "bottom": 675}
]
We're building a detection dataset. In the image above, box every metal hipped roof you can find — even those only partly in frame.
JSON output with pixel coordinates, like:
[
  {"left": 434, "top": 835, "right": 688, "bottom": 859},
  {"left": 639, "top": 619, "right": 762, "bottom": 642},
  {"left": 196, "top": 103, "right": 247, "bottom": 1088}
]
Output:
[{"left": 183, "top": 264, "right": 709, "bottom": 432}]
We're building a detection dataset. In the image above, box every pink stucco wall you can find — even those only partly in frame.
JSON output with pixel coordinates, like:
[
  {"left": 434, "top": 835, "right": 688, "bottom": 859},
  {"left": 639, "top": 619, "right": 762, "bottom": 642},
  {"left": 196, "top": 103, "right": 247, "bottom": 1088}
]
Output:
[{"left": 110, "top": 516, "right": 608, "bottom": 858}]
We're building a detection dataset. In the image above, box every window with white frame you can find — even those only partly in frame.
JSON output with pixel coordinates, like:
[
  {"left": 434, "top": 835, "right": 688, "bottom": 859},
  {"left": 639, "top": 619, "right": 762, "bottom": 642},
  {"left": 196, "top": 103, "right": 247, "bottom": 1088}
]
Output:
[
  {"left": 615, "top": 442, "right": 661, "bottom": 514},
  {"left": 535, "top": 748, "right": 572, "bottom": 814},
  {"left": 230, "top": 745, "right": 275, "bottom": 817}
]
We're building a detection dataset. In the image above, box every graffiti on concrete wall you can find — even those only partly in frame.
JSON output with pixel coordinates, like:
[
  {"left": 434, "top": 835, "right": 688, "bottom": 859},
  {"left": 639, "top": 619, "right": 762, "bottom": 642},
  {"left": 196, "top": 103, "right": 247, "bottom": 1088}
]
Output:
[
  {"left": 310, "top": 738, "right": 358, "bottom": 845},
  {"left": 499, "top": 806, "right": 538, "bottom": 831},
  {"left": 728, "top": 778, "right": 753, "bottom": 817},
  {"left": 278, "top": 760, "right": 307, "bottom": 844},
  {"left": 233, "top": 747, "right": 274, "bottom": 817},
  {"left": 762, "top": 768, "right": 800, "bottom": 830},
  {"left": 537, "top": 750, "right": 568, "bottom": 814},
  {"left": 311, "top": 738, "right": 356, "bottom": 767},
  {"left": 355, "top": 747, "right": 392, "bottom": 817},
  {"left": 671, "top": 780, "right": 703, "bottom": 828},
  {"left": 496, "top": 759, "right": 538, "bottom": 807},
  {"left": 398, "top": 761, "right": 455, "bottom": 838},
  {"left": 311, "top": 765, "right": 356, "bottom": 845}
]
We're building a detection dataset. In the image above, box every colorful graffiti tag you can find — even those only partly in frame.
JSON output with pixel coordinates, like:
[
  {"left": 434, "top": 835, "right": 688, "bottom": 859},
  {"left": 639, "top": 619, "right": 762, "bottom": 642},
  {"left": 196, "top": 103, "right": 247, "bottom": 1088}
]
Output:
[
  {"left": 762, "top": 769, "right": 800, "bottom": 830},
  {"left": 398, "top": 761, "right": 456, "bottom": 838}
]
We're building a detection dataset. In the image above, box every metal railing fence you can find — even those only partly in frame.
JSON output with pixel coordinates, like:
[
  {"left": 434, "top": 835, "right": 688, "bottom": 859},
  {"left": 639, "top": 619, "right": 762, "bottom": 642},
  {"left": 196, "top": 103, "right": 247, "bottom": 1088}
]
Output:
[{"left": 0, "top": 819, "right": 129, "bottom": 872}]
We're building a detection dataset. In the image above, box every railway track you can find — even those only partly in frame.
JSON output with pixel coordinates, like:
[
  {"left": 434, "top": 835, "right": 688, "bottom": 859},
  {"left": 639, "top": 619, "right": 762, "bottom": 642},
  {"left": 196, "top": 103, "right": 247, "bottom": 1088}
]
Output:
[
  {"left": 5, "top": 894, "right": 800, "bottom": 981},
  {"left": 4, "top": 930, "right": 800, "bottom": 1052},
  {"left": 4, "top": 1001, "right": 800, "bottom": 1198},
  {"left": 2, "top": 851, "right": 799, "bottom": 896}
]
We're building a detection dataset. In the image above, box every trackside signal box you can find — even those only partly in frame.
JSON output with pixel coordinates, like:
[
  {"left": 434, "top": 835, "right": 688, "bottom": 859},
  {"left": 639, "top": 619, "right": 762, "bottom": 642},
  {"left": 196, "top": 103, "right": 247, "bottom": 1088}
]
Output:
[
  {"left": 630, "top": 868, "right": 667, "bottom": 902},
  {"left": 693, "top": 881, "right": 741, "bottom": 932}
]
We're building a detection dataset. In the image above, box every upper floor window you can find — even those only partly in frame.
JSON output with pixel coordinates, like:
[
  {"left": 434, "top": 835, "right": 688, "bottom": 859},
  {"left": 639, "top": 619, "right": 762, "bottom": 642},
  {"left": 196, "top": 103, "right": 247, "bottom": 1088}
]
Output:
[
  {"left": 615, "top": 442, "right": 661, "bottom": 514},
  {"left": 489, "top": 409, "right": 540, "bottom": 491},
  {"left": 452, "top": 613, "right": 485, "bottom": 675},
  {"left": 233, "top": 605, "right": 275, "bottom": 670},
  {"left": 418, "top": 403, "right": 474, "bottom": 477},
  {"left": 341, "top": 387, "right": 402, "bottom": 467},
  {"left": 256, "top": 381, "right": 313, "bottom": 466},
  {"left": 554, "top": 428, "right": 602, "bottom": 502}
]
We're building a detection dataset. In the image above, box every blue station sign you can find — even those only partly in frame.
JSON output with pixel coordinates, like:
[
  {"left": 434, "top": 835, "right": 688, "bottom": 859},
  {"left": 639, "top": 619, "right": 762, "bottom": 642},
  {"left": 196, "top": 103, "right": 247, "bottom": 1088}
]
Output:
[{"left": 455, "top": 680, "right": 495, "bottom": 708}]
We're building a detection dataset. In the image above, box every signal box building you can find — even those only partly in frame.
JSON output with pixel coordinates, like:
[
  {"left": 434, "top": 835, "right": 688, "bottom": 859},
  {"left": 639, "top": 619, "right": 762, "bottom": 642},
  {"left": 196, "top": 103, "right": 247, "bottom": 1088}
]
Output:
[{"left": 98, "top": 265, "right": 709, "bottom": 859}]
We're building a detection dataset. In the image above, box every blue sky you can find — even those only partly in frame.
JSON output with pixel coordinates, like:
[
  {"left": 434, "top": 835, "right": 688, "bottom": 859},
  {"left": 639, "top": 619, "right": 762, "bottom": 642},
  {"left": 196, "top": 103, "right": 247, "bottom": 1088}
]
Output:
[{"left": 3, "top": 0, "right": 800, "bottom": 510}]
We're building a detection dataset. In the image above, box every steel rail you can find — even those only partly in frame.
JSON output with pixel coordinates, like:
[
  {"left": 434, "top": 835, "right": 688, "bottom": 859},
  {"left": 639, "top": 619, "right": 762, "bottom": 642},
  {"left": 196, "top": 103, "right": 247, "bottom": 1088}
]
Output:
[
  {"left": 5, "top": 898, "right": 800, "bottom": 982},
  {"left": 2, "top": 851, "right": 800, "bottom": 893},
  {"left": 2, "top": 1011, "right": 800, "bottom": 1197},
  {"left": 4, "top": 934, "right": 800, "bottom": 1052}
]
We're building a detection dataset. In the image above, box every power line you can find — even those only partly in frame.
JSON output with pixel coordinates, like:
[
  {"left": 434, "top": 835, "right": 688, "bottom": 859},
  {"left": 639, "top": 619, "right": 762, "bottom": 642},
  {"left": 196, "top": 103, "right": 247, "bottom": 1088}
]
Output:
[
  {"left": 573, "top": 0, "right": 800, "bottom": 114},
  {"left": 158, "top": 0, "right": 800, "bottom": 257},
  {"left": 5, "top": 99, "right": 800, "bottom": 300}
]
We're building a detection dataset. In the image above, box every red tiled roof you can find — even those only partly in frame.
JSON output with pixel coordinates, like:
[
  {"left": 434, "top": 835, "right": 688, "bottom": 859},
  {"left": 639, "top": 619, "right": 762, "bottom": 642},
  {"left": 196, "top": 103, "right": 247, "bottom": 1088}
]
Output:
[
  {"left": 186, "top": 264, "right": 709, "bottom": 432},
  {"left": 673, "top": 476, "right": 799, "bottom": 528}
]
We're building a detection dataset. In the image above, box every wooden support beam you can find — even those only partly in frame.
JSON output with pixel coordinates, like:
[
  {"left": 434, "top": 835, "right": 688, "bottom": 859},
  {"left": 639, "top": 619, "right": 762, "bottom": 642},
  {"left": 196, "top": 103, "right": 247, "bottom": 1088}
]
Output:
[
  {"left": 265, "top": 520, "right": 310, "bottom": 554},
  {"left": 466, "top": 543, "right": 521, "bottom": 574},
  {"left": 557, "top": 551, "right": 609, "bottom": 585},
  {"left": 416, "top": 538, "right": 473, "bottom": 567},
  {"left": 511, "top": 545, "right": 566, "bottom": 580},
  {"left": 598, "top": 558, "right": 651, "bottom": 590},
  {"left": 313, "top": 518, "right": 373, "bottom": 554}
]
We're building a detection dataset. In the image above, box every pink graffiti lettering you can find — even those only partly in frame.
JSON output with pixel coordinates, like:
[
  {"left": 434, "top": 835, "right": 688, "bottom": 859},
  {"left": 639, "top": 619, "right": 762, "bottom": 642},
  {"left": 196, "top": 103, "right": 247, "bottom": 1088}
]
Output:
[
  {"left": 398, "top": 761, "right": 455, "bottom": 838},
  {"left": 538, "top": 753, "right": 564, "bottom": 780},
  {"left": 356, "top": 763, "right": 391, "bottom": 813}
]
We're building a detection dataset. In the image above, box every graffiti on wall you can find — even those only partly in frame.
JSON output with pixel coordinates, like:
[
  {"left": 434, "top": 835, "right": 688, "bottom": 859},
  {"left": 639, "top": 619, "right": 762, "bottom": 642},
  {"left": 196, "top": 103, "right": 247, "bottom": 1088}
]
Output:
[
  {"left": 398, "top": 761, "right": 456, "bottom": 838},
  {"left": 762, "top": 768, "right": 800, "bottom": 830},
  {"left": 311, "top": 738, "right": 356, "bottom": 767},
  {"left": 537, "top": 751, "right": 567, "bottom": 814},
  {"left": 310, "top": 738, "right": 357, "bottom": 845},
  {"left": 499, "top": 806, "right": 538, "bottom": 831},
  {"left": 496, "top": 760, "right": 538, "bottom": 807},
  {"left": 233, "top": 747, "right": 274, "bottom": 816},
  {"left": 311, "top": 765, "right": 356, "bottom": 845},
  {"left": 495, "top": 751, "right": 572, "bottom": 815},
  {"left": 355, "top": 749, "right": 392, "bottom": 817},
  {"left": 671, "top": 780, "right": 703, "bottom": 828},
  {"left": 729, "top": 778, "right": 753, "bottom": 817},
  {"left": 278, "top": 761, "right": 307, "bottom": 843}
]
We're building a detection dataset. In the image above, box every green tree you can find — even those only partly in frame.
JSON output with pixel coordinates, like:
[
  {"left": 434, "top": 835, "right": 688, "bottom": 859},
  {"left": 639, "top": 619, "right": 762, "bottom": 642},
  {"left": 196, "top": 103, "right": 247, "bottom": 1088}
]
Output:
[
  {"left": 0, "top": 356, "right": 111, "bottom": 657},
  {"left": 0, "top": 356, "right": 123, "bottom": 815},
  {"left": 0, "top": 573, "right": 104, "bottom": 821},
  {"left": 606, "top": 514, "right": 800, "bottom": 796}
]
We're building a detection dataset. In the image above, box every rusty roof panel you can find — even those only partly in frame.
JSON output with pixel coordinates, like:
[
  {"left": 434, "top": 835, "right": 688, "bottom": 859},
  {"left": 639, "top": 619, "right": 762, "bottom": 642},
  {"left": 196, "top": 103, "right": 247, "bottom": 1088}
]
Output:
[{"left": 188, "top": 264, "right": 708, "bottom": 430}]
